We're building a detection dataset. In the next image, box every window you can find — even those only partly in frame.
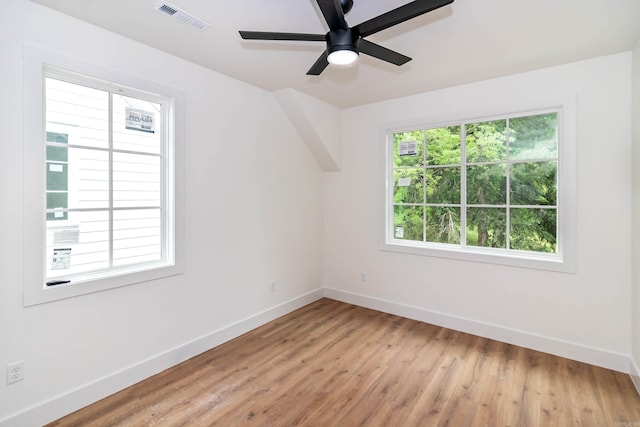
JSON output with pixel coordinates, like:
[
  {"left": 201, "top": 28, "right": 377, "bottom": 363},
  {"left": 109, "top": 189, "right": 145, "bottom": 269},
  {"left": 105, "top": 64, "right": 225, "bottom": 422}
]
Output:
[
  {"left": 23, "top": 46, "right": 183, "bottom": 305},
  {"left": 385, "top": 109, "right": 575, "bottom": 271},
  {"left": 44, "top": 71, "right": 172, "bottom": 284}
]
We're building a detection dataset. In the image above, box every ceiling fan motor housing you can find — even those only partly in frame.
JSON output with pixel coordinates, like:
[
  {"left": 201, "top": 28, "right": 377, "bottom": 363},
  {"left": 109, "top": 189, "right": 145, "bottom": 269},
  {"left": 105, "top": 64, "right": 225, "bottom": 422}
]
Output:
[{"left": 326, "top": 28, "right": 360, "bottom": 55}]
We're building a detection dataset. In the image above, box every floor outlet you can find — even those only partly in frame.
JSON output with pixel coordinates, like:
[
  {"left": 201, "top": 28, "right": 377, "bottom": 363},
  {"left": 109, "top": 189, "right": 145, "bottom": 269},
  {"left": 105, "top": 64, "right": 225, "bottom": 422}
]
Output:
[{"left": 7, "top": 361, "right": 24, "bottom": 385}]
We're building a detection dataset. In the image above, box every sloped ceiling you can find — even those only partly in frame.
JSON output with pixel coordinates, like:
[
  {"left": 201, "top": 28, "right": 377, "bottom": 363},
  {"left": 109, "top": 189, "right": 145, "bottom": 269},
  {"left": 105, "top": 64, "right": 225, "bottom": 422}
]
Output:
[{"left": 29, "top": 0, "right": 640, "bottom": 108}]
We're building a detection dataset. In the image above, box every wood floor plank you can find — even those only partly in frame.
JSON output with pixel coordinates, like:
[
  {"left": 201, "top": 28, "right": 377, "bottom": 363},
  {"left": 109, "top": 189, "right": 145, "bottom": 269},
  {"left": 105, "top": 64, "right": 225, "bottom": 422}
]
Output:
[{"left": 47, "top": 299, "right": 640, "bottom": 426}]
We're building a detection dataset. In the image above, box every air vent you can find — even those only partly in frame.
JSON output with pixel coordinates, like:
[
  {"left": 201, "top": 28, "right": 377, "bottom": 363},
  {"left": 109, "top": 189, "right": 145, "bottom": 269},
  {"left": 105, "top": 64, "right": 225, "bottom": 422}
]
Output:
[
  {"left": 158, "top": 4, "right": 178, "bottom": 15},
  {"left": 152, "top": 1, "right": 211, "bottom": 31}
]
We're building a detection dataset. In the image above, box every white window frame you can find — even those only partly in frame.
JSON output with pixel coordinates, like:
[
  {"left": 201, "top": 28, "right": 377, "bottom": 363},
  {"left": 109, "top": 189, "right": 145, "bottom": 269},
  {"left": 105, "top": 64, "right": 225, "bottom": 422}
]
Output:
[
  {"left": 381, "top": 102, "right": 576, "bottom": 273},
  {"left": 23, "top": 45, "right": 185, "bottom": 306}
]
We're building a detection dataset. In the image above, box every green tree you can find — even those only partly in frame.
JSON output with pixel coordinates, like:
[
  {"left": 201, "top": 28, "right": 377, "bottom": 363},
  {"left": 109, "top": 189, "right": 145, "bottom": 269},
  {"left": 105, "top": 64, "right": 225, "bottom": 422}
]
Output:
[
  {"left": 510, "top": 208, "right": 556, "bottom": 253},
  {"left": 508, "top": 113, "right": 558, "bottom": 252},
  {"left": 466, "top": 120, "right": 507, "bottom": 248},
  {"left": 426, "top": 206, "right": 460, "bottom": 244},
  {"left": 394, "top": 205, "right": 423, "bottom": 241}
]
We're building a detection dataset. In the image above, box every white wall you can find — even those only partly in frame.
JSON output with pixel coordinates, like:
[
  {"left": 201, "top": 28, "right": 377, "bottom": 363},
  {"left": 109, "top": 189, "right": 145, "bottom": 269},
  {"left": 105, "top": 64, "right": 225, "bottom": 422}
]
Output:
[
  {"left": 325, "top": 52, "right": 633, "bottom": 371},
  {"left": 0, "top": 1, "right": 324, "bottom": 424},
  {"left": 632, "top": 40, "right": 640, "bottom": 390}
]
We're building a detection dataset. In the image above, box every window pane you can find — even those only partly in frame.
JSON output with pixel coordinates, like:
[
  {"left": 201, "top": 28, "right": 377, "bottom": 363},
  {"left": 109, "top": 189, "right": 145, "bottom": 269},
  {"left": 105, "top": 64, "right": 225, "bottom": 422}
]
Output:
[
  {"left": 427, "top": 167, "right": 460, "bottom": 204},
  {"left": 466, "top": 164, "right": 506, "bottom": 205},
  {"left": 113, "top": 94, "right": 162, "bottom": 155},
  {"left": 466, "top": 208, "right": 506, "bottom": 248},
  {"left": 466, "top": 120, "right": 507, "bottom": 163},
  {"left": 425, "top": 126, "right": 461, "bottom": 166},
  {"left": 45, "top": 78, "right": 109, "bottom": 149},
  {"left": 393, "top": 131, "right": 424, "bottom": 167},
  {"left": 393, "top": 205, "right": 424, "bottom": 241},
  {"left": 46, "top": 147, "right": 110, "bottom": 213},
  {"left": 510, "top": 208, "right": 557, "bottom": 253},
  {"left": 46, "top": 192, "right": 68, "bottom": 221},
  {"left": 426, "top": 206, "right": 460, "bottom": 244},
  {"left": 46, "top": 131, "right": 69, "bottom": 145},
  {"left": 46, "top": 131, "right": 70, "bottom": 222},
  {"left": 113, "top": 209, "right": 162, "bottom": 267},
  {"left": 46, "top": 210, "right": 110, "bottom": 279},
  {"left": 510, "top": 161, "right": 557, "bottom": 205},
  {"left": 46, "top": 162, "right": 68, "bottom": 191},
  {"left": 113, "top": 152, "right": 161, "bottom": 208},
  {"left": 509, "top": 113, "right": 557, "bottom": 160},
  {"left": 69, "top": 147, "right": 110, "bottom": 210},
  {"left": 46, "top": 145, "right": 68, "bottom": 162},
  {"left": 393, "top": 168, "right": 424, "bottom": 204}
]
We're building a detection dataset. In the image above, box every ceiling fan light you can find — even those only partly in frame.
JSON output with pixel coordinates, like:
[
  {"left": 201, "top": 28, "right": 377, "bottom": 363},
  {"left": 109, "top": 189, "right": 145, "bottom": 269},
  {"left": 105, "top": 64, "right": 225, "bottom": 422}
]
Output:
[{"left": 328, "top": 49, "right": 359, "bottom": 66}]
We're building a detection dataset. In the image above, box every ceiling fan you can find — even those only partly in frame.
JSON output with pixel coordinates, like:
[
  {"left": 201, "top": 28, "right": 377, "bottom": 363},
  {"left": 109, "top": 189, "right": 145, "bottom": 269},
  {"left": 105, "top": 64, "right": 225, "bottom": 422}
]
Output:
[{"left": 239, "top": 0, "right": 454, "bottom": 76}]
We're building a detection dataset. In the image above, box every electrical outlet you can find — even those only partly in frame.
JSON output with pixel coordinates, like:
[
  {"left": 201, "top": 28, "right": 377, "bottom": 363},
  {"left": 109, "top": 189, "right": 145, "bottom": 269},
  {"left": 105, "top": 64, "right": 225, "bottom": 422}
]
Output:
[
  {"left": 360, "top": 272, "right": 367, "bottom": 282},
  {"left": 7, "top": 361, "right": 24, "bottom": 385},
  {"left": 271, "top": 280, "right": 277, "bottom": 292}
]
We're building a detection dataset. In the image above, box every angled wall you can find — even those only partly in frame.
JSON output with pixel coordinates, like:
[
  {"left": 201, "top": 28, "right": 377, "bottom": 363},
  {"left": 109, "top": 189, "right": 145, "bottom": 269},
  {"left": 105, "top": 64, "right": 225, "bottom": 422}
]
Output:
[{"left": 275, "top": 88, "right": 341, "bottom": 172}]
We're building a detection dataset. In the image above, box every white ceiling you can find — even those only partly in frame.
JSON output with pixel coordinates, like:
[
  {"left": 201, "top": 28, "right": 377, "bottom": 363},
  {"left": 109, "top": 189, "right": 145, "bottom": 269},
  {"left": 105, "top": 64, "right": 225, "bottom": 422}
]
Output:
[{"left": 30, "top": 0, "right": 640, "bottom": 108}]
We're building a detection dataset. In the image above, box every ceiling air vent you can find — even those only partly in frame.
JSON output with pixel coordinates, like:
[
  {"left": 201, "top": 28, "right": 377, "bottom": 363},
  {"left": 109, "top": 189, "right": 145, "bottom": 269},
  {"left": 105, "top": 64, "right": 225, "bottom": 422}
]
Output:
[{"left": 152, "top": 1, "right": 210, "bottom": 31}]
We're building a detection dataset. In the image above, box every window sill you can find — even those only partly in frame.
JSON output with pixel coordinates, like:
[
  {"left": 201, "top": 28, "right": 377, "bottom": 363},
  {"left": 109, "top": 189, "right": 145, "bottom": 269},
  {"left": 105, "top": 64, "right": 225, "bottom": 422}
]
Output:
[
  {"left": 381, "top": 240, "right": 575, "bottom": 273},
  {"left": 25, "top": 263, "right": 184, "bottom": 306}
]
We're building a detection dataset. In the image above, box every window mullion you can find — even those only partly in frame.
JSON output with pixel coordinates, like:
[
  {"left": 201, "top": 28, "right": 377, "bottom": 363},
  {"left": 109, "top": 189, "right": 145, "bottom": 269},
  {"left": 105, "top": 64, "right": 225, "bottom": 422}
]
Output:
[
  {"left": 423, "top": 131, "right": 427, "bottom": 242},
  {"left": 460, "top": 124, "right": 467, "bottom": 247},
  {"left": 388, "top": 134, "right": 394, "bottom": 242},
  {"left": 108, "top": 92, "right": 114, "bottom": 268},
  {"left": 160, "top": 101, "right": 168, "bottom": 262},
  {"left": 505, "top": 118, "right": 511, "bottom": 250}
]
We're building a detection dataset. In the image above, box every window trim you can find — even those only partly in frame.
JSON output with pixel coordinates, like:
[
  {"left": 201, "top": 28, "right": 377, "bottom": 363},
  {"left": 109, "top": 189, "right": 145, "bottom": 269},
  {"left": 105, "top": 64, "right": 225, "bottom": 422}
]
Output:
[
  {"left": 23, "top": 45, "right": 185, "bottom": 306},
  {"left": 380, "top": 101, "right": 576, "bottom": 273}
]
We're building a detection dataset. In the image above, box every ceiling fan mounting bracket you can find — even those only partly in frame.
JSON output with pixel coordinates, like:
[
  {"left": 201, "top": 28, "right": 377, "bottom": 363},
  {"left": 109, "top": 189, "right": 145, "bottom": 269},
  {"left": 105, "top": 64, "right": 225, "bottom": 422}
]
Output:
[{"left": 339, "top": 0, "right": 354, "bottom": 14}]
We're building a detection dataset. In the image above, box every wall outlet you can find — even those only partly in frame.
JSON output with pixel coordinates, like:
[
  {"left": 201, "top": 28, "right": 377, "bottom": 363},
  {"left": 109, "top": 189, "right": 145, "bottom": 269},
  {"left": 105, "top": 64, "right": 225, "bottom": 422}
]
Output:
[
  {"left": 360, "top": 272, "right": 367, "bottom": 282},
  {"left": 271, "top": 280, "right": 277, "bottom": 292},
  {"left": 7, "top": 361, "right": 24, "bottom": 385}
]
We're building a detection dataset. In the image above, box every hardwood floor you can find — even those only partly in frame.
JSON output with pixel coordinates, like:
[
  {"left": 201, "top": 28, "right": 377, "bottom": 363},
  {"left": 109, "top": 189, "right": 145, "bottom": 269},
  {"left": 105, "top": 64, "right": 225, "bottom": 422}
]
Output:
[{"left": 48, "top": 298, "right": 640, "bottom": 426}]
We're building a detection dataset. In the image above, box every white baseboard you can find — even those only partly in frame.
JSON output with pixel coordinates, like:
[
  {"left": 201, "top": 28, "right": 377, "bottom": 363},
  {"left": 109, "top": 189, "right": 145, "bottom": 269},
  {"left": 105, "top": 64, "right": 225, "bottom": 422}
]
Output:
[
  {"left": 323, "top": 287, "right": 631, "bottom": 374},
  {"left": 631, "top": 358, "right": 640, "bottom": 396},
  {"left": 0, "top": 288, "right": 324, "bottom": 427},
  {"left": 3, "top": 287, "right": 634, "bottom": 426}
]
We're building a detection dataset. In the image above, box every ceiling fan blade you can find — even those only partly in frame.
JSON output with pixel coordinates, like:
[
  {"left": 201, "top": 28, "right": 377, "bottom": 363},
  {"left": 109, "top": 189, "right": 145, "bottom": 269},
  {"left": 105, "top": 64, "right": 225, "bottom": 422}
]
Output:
[
  {"left": 316, "top": 0, "right": 348, "bottom": 31},
  {"left": 239, "top": 31, "right": 325, "bottom": 42},
  {"left": 359, "top": 39, "right": 411, "bottom": 66},
  {"left": 354, "top": 0, "right": 454, "bottom": 38},
  {"left": 307, "top": 51, "right": 330, "bottom": 75}
]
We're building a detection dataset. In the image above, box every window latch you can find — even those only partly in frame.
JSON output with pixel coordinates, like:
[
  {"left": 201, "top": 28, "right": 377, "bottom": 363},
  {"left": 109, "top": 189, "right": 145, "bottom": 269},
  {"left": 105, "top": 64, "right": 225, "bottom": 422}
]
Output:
[{"left": 46, "top": 280, "right": 71, "bottom": 287}]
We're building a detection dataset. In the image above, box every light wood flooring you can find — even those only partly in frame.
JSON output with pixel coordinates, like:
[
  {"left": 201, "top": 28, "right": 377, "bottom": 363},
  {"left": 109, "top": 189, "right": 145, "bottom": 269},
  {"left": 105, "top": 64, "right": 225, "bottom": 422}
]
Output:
[{"left": 48, "top": 298, "right": 640, "bottom": 426}]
